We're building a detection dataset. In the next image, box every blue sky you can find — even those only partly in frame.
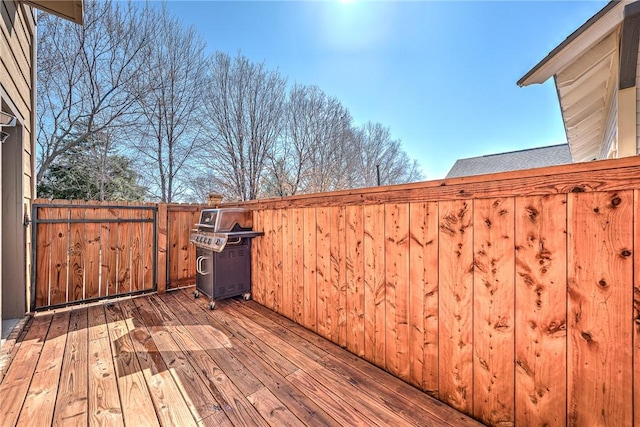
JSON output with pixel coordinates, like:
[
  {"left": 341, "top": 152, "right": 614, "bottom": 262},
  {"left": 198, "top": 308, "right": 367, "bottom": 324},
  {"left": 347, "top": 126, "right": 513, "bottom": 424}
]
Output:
[{"left": 166, "top": 0, "right": 609, "bottom": 180}]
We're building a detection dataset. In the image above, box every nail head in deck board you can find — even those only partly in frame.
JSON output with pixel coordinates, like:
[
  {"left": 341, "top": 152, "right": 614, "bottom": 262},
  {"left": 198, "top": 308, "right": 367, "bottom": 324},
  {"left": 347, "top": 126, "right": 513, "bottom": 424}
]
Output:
[
  {"left": 345, "top": 204, "right": 365, "bottom": 358},
  {"left": 567, "top": 191, "right": 633, "bottom": 426},
  {"left": 515, "top": 195, "right": 567, "bottom": 426},
  {"left": 438, "top": 199, "right": 474, "bottom": 415},
  {"left": 409, "top": 201, "right": 439, "bottom": 394},
  {"left": 303, "top": 207, "right": 317, "bottom": 332},
  {"left": 0, "top": 315, "right": 53, "bottom": 426},
  {"left": 330, "top": 206, "right": 347, "bottom": 348},
  {"left": 14, "top": 313, "right": 67, "bottom": 427},
  {"left": 52, "top": 308, "right": 89, "bottom": 426},
  {"left": 103, "top": 302, "right": 160, "bottom": 427},
  {"left": 472, "top": 197, "right": 515, "bottom": 425},
  {"left": 363, "top": 204, "right": 386, "bottom": 367},
  {"left": 384, "top": 203, "right": 411, "bottom": 381}
]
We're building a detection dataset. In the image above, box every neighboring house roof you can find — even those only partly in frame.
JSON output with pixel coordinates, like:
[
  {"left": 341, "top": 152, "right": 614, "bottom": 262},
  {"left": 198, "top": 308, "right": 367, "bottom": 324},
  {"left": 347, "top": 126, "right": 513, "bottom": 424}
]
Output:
[{"left": 445, "top": 144, "right": 573, "bottom": 179}]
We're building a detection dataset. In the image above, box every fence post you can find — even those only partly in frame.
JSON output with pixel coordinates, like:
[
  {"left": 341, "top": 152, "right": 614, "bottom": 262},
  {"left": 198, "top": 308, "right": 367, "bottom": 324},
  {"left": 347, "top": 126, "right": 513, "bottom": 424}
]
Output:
[{"left": 156, "top": 203, "right": 168, "bottom": 294}]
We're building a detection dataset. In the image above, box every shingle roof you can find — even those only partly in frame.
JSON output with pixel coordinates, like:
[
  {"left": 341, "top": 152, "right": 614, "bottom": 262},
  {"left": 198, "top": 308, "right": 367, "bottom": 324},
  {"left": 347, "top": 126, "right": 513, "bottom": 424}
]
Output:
[{"left": 445, "top": 144, "right": 573, "bottom": 179}]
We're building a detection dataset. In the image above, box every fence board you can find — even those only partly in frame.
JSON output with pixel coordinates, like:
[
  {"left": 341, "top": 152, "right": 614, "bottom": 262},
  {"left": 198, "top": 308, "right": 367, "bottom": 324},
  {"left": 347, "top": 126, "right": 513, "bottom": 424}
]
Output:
[
  {"left": 252, "top": 211, "right": 264, "bottom": 305},
  {"left": 156, "top": 204, "right": 168, "bottom": 294},
  {"left": 262, "top": 210, "right": 274, "bottom": 309},
  {"left": 385, "top": 203, "right": 410, "bottom": 381},
  {"left": 292, "top": 208, "right": 305, "bottom": 325},
  {"left": 281, "top": 208, "right": 293, "bottom": 319},
  {"left": 515, "top": 194, "right": 567, "bottom": 426},
  {"left": 272, "top": 209, "right": 283, "bottom": 314},
  {"left": 142, "top": 207, "right": 154, "bottom": 291},
  {"left": 168, "top": 209, "right": 180, "bottom": 288},
  {"left": 103, "top": 208, "right": 118, "bottom": 296},
  {"left": 35, "top": 205, "right": 51, "bottom": 307},
  {"left": 68, "top": 203, "right": 85, "bottom": 302},
  {"left": 438, "top": 199, "right": 474, "bottom": 414},
  {"left": 50, "top": 205, "right": 68, "bottom": 305},
  {"left": 363, "top": 204, "right": 385, "bottom": 367},
  {"left": 303, "top": 207, "right": 317, "bottom": 332},
  {"left": 409, "top": 201, "right": 439, "bottom": 395},
  {"left": 130, "top": 204, "right": 143, "bottom": 293},
  {"left": 567, "top": 190, "right": 633, "bottom": 426},
  {"left": 316, "top": 207, "right": 331, "bottom": 340},
  {"left": 345, "top": 205, "right": 364, "bottom": 357},
  {"left": 473, "top": 197, "right": 515, "bottom": 425},
  {"left": 116, "top": 207, "right": 131, "bottom": 294},
  {"left": 330, "top": 206, "right": 347, "bottom": 347},
  {"left": 84, "top": 202, "right": 101, "bottom": 299}
]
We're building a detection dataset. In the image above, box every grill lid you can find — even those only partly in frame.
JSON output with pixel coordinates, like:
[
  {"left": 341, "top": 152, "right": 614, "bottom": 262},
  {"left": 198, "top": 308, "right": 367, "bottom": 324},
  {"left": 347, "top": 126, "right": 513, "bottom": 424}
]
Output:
[{"left": 196, "top": 208, "right": 252, "bottom": 233}]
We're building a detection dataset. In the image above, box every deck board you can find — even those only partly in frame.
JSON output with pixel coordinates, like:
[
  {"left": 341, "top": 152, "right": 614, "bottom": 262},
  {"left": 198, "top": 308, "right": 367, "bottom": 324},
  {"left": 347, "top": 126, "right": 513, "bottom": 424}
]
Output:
[{"left": 0, "top": 290, "right": 483, "bottom": 426}]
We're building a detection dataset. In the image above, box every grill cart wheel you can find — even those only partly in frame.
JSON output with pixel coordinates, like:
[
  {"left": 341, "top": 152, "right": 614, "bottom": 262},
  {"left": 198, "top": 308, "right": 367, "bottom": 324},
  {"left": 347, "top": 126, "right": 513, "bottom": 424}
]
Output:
[
  {"left": 242, "top": 293, "right": 251, "bottom": 301},
  {"left": 209, "top": 301, "right": 216, "bottom": 310},
  {"left": 194, "top": 290, "right": 199, "bottom": 298}
]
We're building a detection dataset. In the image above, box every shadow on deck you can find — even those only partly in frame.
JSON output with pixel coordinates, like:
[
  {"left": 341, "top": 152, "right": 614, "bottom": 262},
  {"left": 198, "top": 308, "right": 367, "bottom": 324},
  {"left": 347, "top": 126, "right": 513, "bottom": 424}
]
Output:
[{"left": 0, "top": 288, "right": 483, "bottom": 426}]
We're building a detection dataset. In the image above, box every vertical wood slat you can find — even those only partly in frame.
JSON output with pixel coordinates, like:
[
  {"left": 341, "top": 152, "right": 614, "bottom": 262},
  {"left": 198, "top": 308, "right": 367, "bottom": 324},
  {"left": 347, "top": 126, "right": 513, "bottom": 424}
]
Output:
[
  {"left": 316, "top": 207, "right": 331, "bottom": 340},
  {"left": 116, "top": 206, "right": 131, "bottom": 294},
  {"left": 438, "top": 199, "right": 474, "bottom": 414},
  {"left": 156, "top": 204, "right": 168, "bottom": 294},
  {"left": 385, "top": 203, "right": 410, "bottom": 381},
  {"left": 281, "top": 208, "right": 293, "bottom": 320},
  {"left": 84, "top": 201, "right": 101, "bottom": 299},
  {"left": 167, "top": 208, "right": 180, "bottom": 289},
  {"left": 262, "top": 210, "right": 274, "bottom": 309},
  {"left": 130, "top": 203, "right": 143, "bottom": 292},
  {"left": 68, "top": 200, "right": 86, "bottom": 303},
  {"left": 635, "top": 189, "right": 640, "bottom": 427},
  {"left": 103, "top": 206, "right": 119, "bottom": 297},
  {"left": 292, "top": 208, "right": 305, "bottom": 325},
  {"left": 363, "top": 204, "right": 385, "bottom": 367},
  {"left": 50, "top": 203, "right": 68, "bottom": 305},
  {"left": 409, "top": 201, "right": 439, "bottom": 395},
  {"left": 515, "top": 194, "right": 567, "bottom": 426},
  {"left": 142, "top": 205, "right": 155, "bottom": 291},
  {"left": 251, "top": 210, "right": 264, "bottom": 305},
  {"left": 303, "top": 207, "right": 317, "bottom": 332},
  {"left": 35, "top": 203, "right": 52, "bottom": 307},
  {"left": 567, "top": 190, "right": 633, "bottom": 426},
  {"left": 345, "top": 205, "right": 364, "bottom": 357},
  {"left": 472, "top": 197, "right": 515, "bottom": 425},
  {"left": 272, "top": 209, "right": 283, "bottom": 314},
  {"left": 330, "top": 206, "right": 347, "bottom": 347}
]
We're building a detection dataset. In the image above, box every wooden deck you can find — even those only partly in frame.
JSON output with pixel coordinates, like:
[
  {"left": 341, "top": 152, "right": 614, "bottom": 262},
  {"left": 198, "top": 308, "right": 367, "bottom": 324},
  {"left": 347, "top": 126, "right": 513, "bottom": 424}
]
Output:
[{"left": 0, "top": 288, "right": 482, "bottom": 426}]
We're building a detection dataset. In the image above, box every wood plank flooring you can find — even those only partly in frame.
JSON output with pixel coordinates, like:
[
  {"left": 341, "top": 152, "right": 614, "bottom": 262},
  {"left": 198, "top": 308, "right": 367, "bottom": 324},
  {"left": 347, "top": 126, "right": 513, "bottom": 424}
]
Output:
[{"left": 0, "top": 289, "right": 483, "bottom": 426}]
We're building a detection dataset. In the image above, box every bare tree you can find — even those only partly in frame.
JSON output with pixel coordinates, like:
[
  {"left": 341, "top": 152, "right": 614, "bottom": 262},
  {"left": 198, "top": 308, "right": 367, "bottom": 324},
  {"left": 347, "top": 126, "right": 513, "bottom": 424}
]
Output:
[
  {"left": 200, "top": 52, "right": 287, "bottom": 201},
  {"left": 353, "top": 121, "right": 423, "bottom": 186},
  {"left": 36, "top": 0, "right": 152, "bottom": 182},
  {"left": 132, "top": 5, "right": 208, "bottom": 202},
  {"left": 265, "top": 84, "right": 354, "bottom": 196}
]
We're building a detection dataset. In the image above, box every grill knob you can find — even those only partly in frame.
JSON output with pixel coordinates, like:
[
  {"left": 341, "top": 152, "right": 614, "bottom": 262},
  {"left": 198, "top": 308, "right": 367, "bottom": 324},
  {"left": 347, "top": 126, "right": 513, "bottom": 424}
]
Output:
[{"left": 207, "top": 238, "right": 212, "bottom": 244}]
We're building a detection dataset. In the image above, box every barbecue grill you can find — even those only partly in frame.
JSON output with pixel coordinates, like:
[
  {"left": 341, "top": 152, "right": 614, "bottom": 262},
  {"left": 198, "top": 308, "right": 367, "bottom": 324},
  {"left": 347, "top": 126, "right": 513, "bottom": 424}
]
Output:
[{"left": 189, "top": 208, "right": 263, "bottom": 309}]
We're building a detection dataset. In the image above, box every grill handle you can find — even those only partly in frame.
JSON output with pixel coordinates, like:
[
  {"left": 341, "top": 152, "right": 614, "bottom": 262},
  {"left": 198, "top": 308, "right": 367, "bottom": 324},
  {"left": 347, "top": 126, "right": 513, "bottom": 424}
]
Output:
[
  {"left": 226, "top": 237, "right": 242, "bottom": 245},
  {"left": 196, "top": 255, "right": 210, "bottom": 275}
]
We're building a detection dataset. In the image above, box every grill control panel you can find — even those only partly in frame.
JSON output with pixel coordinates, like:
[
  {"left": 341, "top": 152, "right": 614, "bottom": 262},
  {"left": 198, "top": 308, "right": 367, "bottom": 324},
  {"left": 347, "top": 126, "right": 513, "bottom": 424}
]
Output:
[{"left": 190, "top": 233, "right": 228, "bottom": 252}]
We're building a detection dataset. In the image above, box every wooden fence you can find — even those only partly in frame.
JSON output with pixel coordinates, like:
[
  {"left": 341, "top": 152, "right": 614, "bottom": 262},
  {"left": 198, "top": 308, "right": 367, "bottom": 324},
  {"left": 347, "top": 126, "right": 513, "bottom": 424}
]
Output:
[
  {"left": 223, "top": 156, "right": 640, "bottom": 427},
  {"left": 32, "top": 200, "right": 208, "bottom": 309}
]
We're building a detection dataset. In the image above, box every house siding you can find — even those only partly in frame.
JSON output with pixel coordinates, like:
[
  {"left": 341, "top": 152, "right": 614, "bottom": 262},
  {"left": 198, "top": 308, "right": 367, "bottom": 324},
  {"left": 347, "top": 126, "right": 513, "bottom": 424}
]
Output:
[
  {"left": 1, "top": 0, "right": 35, "bottom": 318},
  {"left": 600, "top": 79, "right": 618, "bottom": 159}
]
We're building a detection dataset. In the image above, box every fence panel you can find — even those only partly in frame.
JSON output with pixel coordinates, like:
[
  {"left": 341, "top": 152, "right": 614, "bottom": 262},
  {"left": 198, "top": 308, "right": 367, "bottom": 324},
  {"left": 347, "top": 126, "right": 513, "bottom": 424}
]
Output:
[
  {"left": 32, "top": 201, "right": 156, "bottom": 309},
  {"left": 222, "top": 158, "right": 640, "bottom": 426}
]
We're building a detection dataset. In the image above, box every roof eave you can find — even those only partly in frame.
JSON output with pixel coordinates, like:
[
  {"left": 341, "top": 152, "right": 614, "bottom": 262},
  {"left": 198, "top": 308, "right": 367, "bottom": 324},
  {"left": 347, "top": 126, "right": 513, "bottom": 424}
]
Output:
[{"left": 517, "top": 1, "right": 623, "bottom": 87}]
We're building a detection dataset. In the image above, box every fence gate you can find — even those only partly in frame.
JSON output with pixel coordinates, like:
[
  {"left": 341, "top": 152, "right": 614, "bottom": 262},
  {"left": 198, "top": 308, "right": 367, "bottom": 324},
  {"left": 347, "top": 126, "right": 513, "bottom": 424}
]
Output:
[
  {"left": 165, "top": 204, "right": 201, "bottom": 290},
  {"left": 32, "top": 201, "right": 157, "bottom": 310}
]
